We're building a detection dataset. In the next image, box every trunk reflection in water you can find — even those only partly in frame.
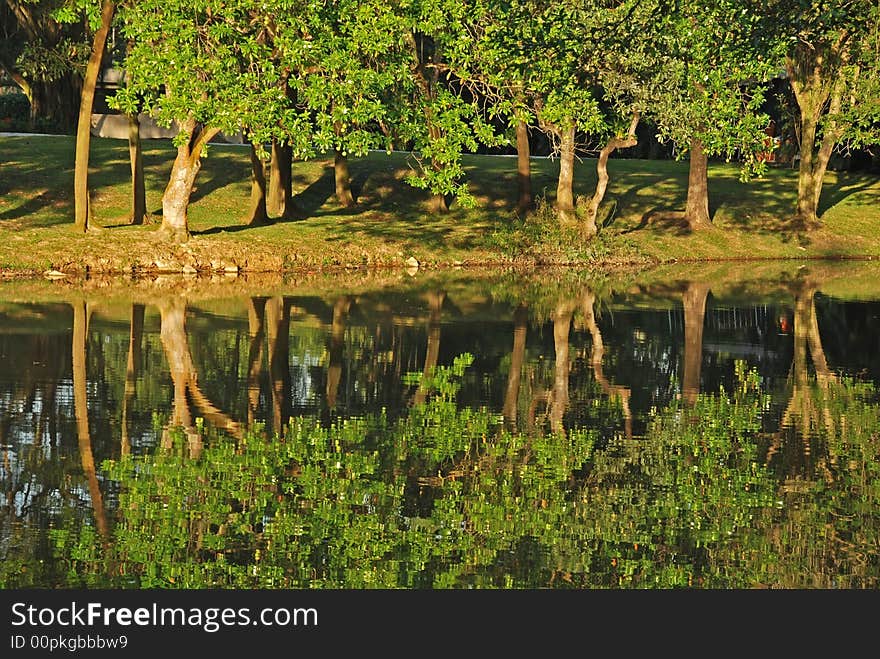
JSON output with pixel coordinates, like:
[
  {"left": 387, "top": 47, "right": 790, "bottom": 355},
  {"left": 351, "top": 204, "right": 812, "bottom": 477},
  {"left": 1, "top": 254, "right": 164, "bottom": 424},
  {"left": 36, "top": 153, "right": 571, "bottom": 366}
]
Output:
[
  {"left": 326, "top": 296, "right": 353, "bottom": 411},
  {"left": 1, "top": 266, "right": 879, "bottom": 589},
  {"left": 72, "top": 300, "right": 109, "bottom": 542}
]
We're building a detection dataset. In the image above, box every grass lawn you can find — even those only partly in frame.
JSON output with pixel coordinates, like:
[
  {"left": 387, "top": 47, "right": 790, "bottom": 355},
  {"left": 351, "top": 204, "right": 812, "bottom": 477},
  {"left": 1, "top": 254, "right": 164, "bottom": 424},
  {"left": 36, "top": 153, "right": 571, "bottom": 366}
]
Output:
[{"left": 1, "top": 133, "right": 878, "bottom": 276}]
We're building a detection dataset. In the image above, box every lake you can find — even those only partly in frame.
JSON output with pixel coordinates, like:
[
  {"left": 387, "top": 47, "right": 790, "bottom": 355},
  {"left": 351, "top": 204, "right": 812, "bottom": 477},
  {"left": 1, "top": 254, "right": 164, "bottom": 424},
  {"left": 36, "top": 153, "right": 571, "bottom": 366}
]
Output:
[{"left": 2, "top": 262, "right": 879, "bottom": 588}]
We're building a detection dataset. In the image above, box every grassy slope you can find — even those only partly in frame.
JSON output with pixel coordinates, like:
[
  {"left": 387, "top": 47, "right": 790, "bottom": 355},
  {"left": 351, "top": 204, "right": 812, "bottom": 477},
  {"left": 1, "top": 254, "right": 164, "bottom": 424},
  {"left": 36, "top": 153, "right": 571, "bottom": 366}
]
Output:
[{"left": 1, "top": 134, "right": 878, "bottom": 275}]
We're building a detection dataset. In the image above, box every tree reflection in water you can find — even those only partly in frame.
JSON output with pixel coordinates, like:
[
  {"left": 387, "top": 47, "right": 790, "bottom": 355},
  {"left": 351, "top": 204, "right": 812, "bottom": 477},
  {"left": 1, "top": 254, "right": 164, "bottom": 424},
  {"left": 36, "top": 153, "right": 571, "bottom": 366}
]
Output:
[{"left": 1, "top": 269, "right": 878, "bottom": 588}]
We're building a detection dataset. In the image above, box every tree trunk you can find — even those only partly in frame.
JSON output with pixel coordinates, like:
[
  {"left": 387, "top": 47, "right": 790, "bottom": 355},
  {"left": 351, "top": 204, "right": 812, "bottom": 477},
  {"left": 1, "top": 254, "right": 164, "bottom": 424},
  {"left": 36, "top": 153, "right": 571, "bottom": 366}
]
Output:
[
  {"left": 246, "top": 143, "right": 268, "bottom": 225},
  {"left": 404, "top": 32, "right": 450, "bottom": 214},
  {"left": 426, "top": 119, "right": 449, "bottom": 213},
  {"left": 161, "top": 147, "right": 200, "bottom": 242},
  {"left": 502, "top": 302, "right": 529, "bottom": 431},
  {"left": 268, "top": 141, "right": 295, "bottom": 219},
  {"left": 516, "top": 120, "right": 533, "bottom": 213},
  {"left": 127, "top": 113, "right": 147, "bottom": 225},
  {"left": 326, "top": 296, "right": 352, "bottom": 409},
  {"left": 787, "top": 54, "right": 845, "bottom": 227},
  {"left": 74, "top": 0, "right": 116, "bottom": 232},
  {"left": 585, "top": 113, "right": 640, "bottom": 237},
  {"left": 682, "top": 282, "right": 710, "bottom": 406},
  {"left": 685, "top": 138, "right": 711, "bottom": 230},
  {"left": 428, "top": 191, "right": 449, "bottom": 213},
  {"left": 160, "top": 121, "right": 219, "bottom": 242},
  {"left": 334, "top": 150, "right": 356, "bottom": 208},
  {"left": 795, "top": 107, "right": 821, "bottom": 226},
  {"left": 556, "top": 124, "right": 576, "bottom": 221},
  {"left": 797, "top": 97, "right": 842, "bottom": 226}
]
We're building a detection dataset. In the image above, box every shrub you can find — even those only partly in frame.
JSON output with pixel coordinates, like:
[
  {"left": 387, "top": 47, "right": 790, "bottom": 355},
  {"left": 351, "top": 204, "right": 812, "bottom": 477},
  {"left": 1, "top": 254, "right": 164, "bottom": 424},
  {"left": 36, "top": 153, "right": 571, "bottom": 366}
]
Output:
[{"left": 0, "top": 90, "right": 31, "bottom": 130}]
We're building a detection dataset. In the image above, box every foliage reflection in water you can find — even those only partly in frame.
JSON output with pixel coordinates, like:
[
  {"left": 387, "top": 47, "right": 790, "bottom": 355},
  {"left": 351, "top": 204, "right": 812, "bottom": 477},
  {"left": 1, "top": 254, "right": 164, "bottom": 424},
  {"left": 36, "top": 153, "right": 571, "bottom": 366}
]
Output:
[{"left": 1, "top": 266, "right": 879, "bottom": 588}]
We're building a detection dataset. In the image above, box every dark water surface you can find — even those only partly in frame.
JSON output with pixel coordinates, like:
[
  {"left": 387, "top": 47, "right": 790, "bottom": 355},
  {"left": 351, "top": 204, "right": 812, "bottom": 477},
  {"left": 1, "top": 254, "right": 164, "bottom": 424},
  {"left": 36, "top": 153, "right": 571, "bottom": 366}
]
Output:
[{"left": 2, "top": 263, "right": 879, "bottom": 588}]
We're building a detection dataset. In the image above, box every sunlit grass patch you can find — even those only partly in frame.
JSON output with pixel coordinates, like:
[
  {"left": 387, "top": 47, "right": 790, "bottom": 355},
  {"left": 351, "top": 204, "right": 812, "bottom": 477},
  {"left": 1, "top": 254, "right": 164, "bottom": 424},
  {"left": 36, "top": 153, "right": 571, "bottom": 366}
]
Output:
[{"left": 0, "top": 134, "right": 878, "bottom": 275}]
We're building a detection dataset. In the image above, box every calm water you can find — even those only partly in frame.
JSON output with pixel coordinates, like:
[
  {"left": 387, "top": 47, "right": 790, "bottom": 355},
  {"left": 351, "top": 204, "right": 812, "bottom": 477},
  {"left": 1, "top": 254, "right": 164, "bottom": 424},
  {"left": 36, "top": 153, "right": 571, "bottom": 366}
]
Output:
[{"left": 2, "top": 264, "right": 879, "bottom": 588}]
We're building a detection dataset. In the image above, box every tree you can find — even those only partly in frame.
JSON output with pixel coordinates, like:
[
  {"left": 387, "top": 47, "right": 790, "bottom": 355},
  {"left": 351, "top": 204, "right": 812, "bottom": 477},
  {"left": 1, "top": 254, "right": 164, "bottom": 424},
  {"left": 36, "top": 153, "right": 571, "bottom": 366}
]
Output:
[
  {"left": 462, "top": 0, "right": 604, "bottom": 223},
  {"left": 439, "top": 0, "right": 655, "bottom": 234},
  {"left": 295, "top": 0, "right": 409, "bottom": 209},
  {"left": 649, "top": 0, "right": 781, "bottom": 231},
  {"left": 774, "top": 0, "right": 880, "bottom": 226},
  {"left": 399, "top": 30, "right": 502, "bottom": 212},
  {"left": 578, "top": 0, "right": 678, "bottom": 233},
  {"left": 59, "top": 0, "right": 116, "bottom": 232},
  {"left": 55, "top": 1, "right": 149, "bottom": 228},
  {"left": 113, "top": 0, "right": 286, "bottom": 242}
]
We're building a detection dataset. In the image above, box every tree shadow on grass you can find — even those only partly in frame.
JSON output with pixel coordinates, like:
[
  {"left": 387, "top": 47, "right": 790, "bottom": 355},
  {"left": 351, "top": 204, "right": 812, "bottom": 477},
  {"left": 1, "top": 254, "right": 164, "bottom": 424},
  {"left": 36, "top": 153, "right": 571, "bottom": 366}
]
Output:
[
  {"left": 189, "top": 150, "right": 251, "bottom": 205},
  {"left": 319, "top": 163, "right": 497, "bottom": 251},
  {"left": 816, "top": 172, "right": 880, "bottom": 216},
  {"left": 0, "top": 188, "right": 73, "bottom": 226},
  {"left": 0, "top": 145, "right": 77, "bottom": 224},
  {"left": 708, "top": 170, "right": 880, "bottom": 247},
  {"left": 190, "top": 163, "right": 338, "bottom": 236},
  {"left": 287, "top": 163, "right": 337, "bottom": 221},
  {"left": 623, "top": 209, "right": 693, "bottom": 237},
  {"left": 623, "top": 204, "right": 817, "bottom": 249}
]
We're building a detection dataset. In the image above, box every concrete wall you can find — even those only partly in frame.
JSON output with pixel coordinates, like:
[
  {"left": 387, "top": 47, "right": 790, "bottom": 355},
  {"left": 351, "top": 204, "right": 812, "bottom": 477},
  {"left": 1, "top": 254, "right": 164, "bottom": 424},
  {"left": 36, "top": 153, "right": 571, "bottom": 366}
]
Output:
[{"left": 90, "top": 112, "right": 244, "bottom": 144}]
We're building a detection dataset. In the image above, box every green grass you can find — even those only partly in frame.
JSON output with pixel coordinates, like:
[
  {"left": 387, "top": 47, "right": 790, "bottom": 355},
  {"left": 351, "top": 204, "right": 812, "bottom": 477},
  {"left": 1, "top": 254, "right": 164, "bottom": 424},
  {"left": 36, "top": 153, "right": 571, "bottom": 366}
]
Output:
[{"left": 1, "top": 134, "right": 878, "bottom": 276}]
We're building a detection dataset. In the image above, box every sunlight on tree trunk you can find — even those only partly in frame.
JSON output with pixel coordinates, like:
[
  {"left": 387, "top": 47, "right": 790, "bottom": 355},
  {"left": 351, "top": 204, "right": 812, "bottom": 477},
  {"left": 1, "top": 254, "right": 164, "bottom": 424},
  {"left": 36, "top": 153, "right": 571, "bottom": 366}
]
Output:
[
  {"left": 246, "top": 144, "right": 269, "bottom": 226},
  {"left": 334, "top": 150, "right": 356, "bottom": 208},
  {"left": 160, "top": 120, "right": 220, "bottom": 243},
  {"left": 555, "top": 125, "right": 576, "bottom": 222},
  {"left": 74, "top": 0, "right": 116, "bottom": 232},
  {"left": 267, "top": 141, "right": 295, "bottom": 219},
  {"left": 584, "top": 113, "right": 640, "bottom": 238},
  {"left": 685, "top": 138, "right": 711, "bottom": 230},
  {"left": 786, "top": 52, "right": 847, "bottom": 228}
]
